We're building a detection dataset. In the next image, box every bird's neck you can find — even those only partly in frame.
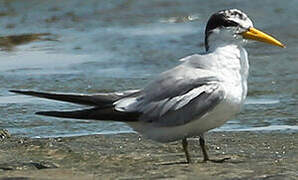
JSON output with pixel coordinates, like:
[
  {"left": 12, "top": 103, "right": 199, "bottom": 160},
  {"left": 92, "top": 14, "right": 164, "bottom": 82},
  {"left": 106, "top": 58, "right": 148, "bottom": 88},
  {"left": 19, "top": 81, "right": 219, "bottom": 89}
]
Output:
[
  {"left": 208, "top": 43, "right": 250, "bottom": 84},
  {"left": 205, "top": 29, "right": 249, "bottom": 74},
  {"left": 210, "top": 44, "right": 243, "bottom": 59},
  {"left": 205, "top": 29, "right": 245, "bottom": 52}
]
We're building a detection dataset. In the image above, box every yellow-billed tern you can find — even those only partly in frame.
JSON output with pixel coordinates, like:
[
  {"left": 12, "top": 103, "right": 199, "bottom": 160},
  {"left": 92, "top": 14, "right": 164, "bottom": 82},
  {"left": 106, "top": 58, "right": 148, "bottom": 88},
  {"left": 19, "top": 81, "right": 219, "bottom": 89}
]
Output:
[{"left": 11, "top": 9, "right": 285, "bottom": 163}]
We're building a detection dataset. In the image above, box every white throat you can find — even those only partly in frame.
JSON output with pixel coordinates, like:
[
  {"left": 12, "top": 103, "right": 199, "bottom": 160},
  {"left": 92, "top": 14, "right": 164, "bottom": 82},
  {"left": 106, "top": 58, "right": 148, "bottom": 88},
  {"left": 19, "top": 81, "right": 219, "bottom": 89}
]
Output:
[{"left": 206, "top": 28, "right": 246, "bottom": 53}]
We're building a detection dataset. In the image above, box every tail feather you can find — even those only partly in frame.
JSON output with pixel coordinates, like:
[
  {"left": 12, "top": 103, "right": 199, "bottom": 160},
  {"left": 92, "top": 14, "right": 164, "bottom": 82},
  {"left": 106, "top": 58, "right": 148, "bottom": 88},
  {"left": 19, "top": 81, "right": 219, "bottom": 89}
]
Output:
[
  {"left": 10, "top": 89, "right": 140, "bottom": 107},
  {"left": 36, "top": 107, "right": 140, "bottom": 121},
  {"left": 10, "top": 89, "right": 141, "bottom": 121}
]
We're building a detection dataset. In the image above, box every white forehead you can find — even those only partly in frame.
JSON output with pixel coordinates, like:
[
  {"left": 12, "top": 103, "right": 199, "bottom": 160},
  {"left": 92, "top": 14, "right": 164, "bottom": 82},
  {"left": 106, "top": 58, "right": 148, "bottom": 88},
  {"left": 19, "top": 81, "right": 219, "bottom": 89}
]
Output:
[{"left": 220, "top": 9, "right": 253, "bottom": 28}]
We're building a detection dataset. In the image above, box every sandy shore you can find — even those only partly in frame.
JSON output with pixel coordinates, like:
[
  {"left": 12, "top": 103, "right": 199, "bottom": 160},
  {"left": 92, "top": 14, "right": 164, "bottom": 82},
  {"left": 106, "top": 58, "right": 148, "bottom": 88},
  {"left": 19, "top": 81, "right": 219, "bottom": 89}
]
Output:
[{"left": 0, "top": 131, "right": 297, "bottom": 180}]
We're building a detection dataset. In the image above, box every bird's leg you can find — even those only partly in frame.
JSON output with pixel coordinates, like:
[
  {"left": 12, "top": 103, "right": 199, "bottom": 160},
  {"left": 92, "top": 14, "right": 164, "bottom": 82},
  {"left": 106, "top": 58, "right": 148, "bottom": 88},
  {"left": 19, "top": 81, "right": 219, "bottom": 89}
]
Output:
[
  {"left": 199, "top": 135, "right": 230, "bottom": 163},
  {"left": 199, "top": 135, "right": 209, "bottom": 162},
  {"left": 182, "top": 138, "right": 192, "bottom": 163}
]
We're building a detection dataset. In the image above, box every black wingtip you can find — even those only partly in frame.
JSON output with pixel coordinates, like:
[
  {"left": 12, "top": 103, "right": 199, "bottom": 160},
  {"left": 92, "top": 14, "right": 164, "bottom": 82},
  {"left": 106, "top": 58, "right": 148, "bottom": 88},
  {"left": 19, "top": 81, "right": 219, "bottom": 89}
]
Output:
[
  {"left": 35, "top": 111, "right": 48, "bottom": 115},
  {"left": 9, "top": 90, "right": 29, "bottom": 94},
  {"left": 35, "top": 110, "right": 79, "bottom": 119},
  {"left": 9, "top": 90, "right": 20, "bottom": 93},
  {"left": 36, "top": 111, "right": 58, "bottom": 116},
  {"left": 35, "top": 108, "right": 97, "bottom": 119}
]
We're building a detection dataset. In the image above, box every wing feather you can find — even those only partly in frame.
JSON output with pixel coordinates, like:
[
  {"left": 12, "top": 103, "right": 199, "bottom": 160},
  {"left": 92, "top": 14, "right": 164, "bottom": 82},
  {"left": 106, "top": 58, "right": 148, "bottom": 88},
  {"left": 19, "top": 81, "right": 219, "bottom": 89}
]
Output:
[
  {"left": 113, "top": 54, "right": 225, "bottom": 126},
  {"left": 138, "top": 83, "right": 224, "bottom": 126}
]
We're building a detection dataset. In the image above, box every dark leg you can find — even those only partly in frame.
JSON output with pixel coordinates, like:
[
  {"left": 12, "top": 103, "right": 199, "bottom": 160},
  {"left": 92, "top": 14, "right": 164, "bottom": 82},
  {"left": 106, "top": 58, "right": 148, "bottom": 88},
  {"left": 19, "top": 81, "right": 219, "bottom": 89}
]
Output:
[
  {"left": 199, "top": 135, "right": 230, "bottom": 163},
  {"left": 199, "top": 135, "right": 209, "bottom": 162},
  {"left": 182, "top": 138, "right": 191, "bottom": 163}
]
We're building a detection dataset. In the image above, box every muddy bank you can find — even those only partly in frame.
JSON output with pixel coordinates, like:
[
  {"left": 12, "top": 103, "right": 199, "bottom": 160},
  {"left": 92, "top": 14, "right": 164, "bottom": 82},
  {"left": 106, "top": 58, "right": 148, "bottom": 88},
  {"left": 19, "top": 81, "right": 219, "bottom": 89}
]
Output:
[{"left": 0, "top": 132, "right": 297, "bottom": 179}]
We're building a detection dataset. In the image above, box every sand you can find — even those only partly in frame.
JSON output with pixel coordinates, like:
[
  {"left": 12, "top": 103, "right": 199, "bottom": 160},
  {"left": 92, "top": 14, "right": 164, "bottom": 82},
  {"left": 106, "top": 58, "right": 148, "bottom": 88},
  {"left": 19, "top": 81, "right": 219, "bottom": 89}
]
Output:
[{"left": 0, "top": 131, "right": 297, "bottom": 180}]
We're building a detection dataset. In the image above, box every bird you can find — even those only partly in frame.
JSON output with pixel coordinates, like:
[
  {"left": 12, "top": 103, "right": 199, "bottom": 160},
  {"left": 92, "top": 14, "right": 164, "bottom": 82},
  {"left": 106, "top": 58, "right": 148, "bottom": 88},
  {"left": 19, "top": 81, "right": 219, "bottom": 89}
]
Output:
[{"left": 10, "top": 9, "right": 284, "bottom": 163}]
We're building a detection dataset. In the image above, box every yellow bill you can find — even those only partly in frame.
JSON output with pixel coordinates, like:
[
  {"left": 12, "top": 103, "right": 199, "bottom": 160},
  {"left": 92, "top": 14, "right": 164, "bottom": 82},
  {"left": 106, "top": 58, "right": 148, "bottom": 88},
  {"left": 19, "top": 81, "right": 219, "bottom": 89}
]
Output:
[{"left": 241, "top": 27, "right": 285, "bottom": 48}]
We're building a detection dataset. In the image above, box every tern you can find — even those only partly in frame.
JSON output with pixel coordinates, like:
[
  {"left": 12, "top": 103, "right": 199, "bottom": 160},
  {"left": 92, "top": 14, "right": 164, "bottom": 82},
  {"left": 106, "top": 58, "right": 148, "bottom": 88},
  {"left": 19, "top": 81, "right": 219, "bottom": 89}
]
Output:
[{"left": 10, "top": 9, "right": 284, "bottom": 163}]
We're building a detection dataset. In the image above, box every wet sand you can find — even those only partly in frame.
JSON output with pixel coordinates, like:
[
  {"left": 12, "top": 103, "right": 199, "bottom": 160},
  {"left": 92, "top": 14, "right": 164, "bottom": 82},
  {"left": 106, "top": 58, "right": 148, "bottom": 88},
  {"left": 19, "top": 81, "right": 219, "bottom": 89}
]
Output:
[{"left": 0, "top": 131, "right": 297, "bottom": 180}]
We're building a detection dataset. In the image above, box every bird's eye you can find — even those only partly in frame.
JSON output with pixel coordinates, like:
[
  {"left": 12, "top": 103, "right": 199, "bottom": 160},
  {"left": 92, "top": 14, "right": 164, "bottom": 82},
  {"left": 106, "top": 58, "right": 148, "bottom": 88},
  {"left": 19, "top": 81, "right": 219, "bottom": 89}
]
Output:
[{"left": 223, "top": 20, "right": 238, "bottom": 28}]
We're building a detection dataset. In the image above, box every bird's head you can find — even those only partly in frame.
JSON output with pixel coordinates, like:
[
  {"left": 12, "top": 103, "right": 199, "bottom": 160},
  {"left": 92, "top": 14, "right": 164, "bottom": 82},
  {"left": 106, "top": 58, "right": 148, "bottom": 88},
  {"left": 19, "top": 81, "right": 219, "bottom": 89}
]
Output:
[{"left": 204, "top": 9, "right": 285, "bottom": 52}]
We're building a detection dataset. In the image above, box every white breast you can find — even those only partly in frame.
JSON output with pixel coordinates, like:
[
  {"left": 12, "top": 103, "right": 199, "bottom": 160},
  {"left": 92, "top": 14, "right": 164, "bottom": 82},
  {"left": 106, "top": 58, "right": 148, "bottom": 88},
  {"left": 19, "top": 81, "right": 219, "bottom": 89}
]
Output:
[
  {"left": 213, "top": 45, "right": 249, "bottom": 105},
  {"left": 128, "top": 45, "right": 249, "bottom": 143}
]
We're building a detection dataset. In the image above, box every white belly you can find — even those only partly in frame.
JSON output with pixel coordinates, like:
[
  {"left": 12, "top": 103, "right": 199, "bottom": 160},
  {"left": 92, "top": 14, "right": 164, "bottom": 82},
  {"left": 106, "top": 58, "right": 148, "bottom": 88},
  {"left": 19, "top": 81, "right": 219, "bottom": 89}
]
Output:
[{"left": 128, "top": 88, "right": 244, "bottom": 143}]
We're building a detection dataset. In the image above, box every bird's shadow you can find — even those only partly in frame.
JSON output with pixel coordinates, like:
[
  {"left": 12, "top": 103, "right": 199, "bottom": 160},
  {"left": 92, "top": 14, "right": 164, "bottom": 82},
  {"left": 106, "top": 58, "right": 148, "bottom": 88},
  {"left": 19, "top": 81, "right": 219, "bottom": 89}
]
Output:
[
  {"left": 156, "top": 157, "right": 245, "bottom": 166},
  {"left": 155, "top": 161, "right": 189, "bottom": 166}
]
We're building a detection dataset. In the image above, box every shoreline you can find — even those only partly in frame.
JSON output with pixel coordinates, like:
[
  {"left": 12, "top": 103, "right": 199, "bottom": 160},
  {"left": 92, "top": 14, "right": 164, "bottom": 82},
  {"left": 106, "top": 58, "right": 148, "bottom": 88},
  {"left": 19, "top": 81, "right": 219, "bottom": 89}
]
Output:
[{"left": 0, "top": 131, "right": 297, "bottom": 179}]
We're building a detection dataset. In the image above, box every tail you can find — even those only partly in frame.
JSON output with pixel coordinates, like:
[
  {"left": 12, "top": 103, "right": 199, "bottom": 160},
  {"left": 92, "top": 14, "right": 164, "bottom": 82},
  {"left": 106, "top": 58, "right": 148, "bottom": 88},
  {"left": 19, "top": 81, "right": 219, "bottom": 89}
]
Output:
[
  {"left": 10, "top": 89, "right": 141, "bottom": 121},
  {"left": 36, "top": 107, "right": 140, "bottom": 121}
]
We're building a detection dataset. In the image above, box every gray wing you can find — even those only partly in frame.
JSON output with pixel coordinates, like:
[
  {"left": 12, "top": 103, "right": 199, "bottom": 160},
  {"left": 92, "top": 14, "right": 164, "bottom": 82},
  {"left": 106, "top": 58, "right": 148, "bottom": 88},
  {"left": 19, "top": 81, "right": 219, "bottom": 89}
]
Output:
[
  {"left": 114, "top": 61, "right": 225, "bottom": 127},
  {"left": 138, "top": 82, "right": 224, "bottom": 126}
]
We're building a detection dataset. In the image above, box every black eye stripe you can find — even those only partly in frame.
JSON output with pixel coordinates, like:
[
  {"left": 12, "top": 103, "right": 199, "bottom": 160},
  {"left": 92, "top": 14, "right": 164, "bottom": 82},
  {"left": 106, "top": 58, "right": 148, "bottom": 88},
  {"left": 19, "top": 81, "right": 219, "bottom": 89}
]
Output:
[
  {"left": 205, "top": 14, "right": 239, "bottom": 33},
  {"left": 222, "top": 20, "right": 238, "bottom": 27}
]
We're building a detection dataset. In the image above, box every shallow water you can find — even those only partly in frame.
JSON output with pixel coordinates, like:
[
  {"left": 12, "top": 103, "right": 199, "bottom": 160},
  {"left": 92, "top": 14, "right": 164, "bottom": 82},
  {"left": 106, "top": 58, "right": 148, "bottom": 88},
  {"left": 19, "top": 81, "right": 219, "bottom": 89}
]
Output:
[{"left": 0, "top": 0, "right": 297, "bottom": 138}]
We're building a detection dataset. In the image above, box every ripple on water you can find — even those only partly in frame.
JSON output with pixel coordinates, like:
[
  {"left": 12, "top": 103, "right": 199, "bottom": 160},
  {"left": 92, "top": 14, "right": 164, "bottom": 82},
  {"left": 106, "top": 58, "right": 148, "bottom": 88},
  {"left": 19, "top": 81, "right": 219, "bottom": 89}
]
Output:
[{"left": 245, "top": 98, "right": 280, "bottom": 105}]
